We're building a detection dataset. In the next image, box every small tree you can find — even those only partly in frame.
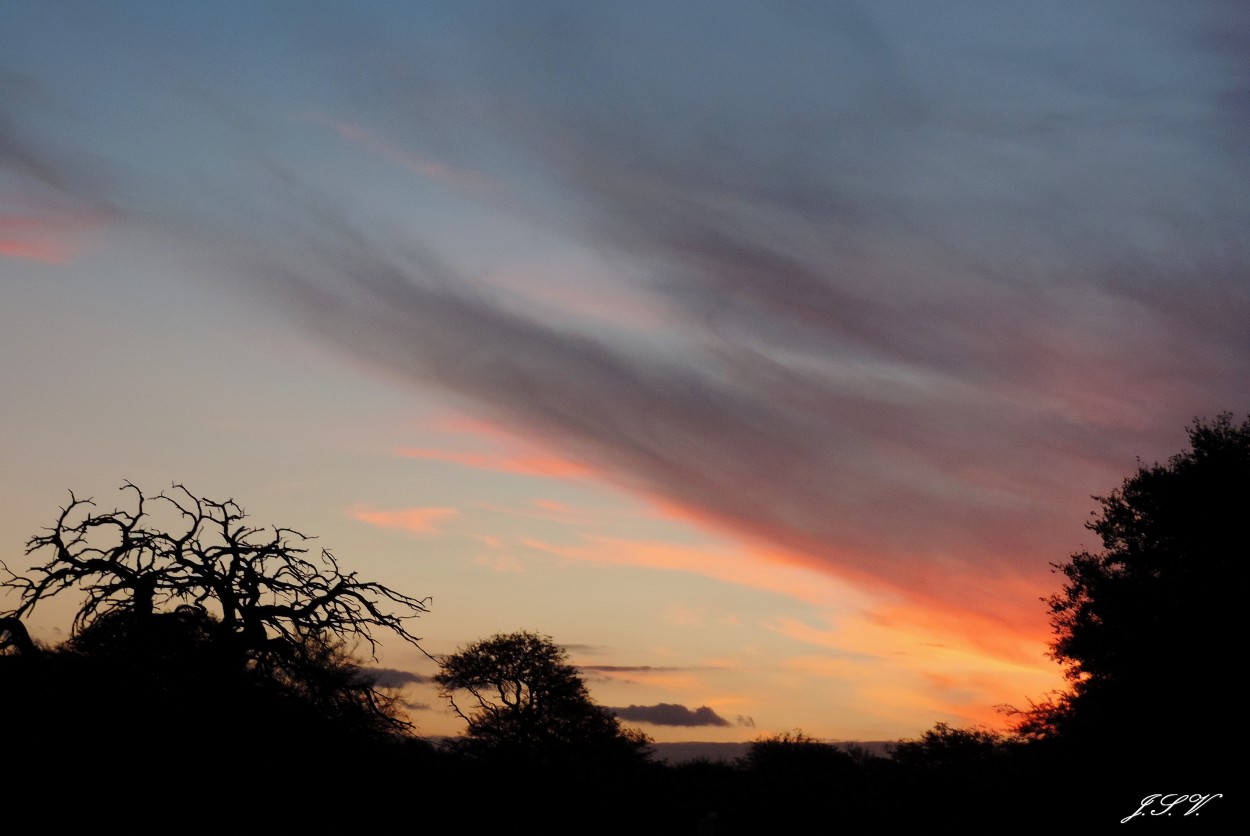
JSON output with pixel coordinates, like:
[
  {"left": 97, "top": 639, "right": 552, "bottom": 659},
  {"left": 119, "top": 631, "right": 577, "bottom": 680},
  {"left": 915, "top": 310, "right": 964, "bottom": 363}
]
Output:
[
  {"left": 0, "top": 482, "right": 432, "bottom": 738},
  {"left": 434, "top": 631, "right": 651, "bottom": 766}
]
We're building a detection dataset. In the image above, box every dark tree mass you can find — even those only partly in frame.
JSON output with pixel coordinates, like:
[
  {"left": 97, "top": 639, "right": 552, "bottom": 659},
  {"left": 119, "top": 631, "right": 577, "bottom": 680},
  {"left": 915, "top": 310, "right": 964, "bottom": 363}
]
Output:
[
  {"left": 1020, "top": 413, "right": 1246, "bottom": 780},
  {"left": 0, "top": 483, "right": 432, "bottom": 784}
]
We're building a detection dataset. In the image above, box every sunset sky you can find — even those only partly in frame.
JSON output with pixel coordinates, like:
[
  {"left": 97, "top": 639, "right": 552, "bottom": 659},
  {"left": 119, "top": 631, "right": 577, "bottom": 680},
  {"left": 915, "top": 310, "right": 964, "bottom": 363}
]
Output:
[{"left": 2, "top": 1, "right": 1247, "bottom": 745}]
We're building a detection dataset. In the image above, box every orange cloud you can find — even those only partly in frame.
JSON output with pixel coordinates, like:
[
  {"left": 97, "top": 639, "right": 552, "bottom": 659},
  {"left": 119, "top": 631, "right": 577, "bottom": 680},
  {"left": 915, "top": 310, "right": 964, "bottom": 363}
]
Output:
[
  {"left": 864, "top": 595, "right": 1054, "bottom": 666},
  {"left": 523, "top": 534, "right": 877, "bottom": 611},
  {"left": 395, "top": 446, "right": 593, "bottom": 478},
  {"left": 640, "top": 490, "right": 1062, "bottom": 658},
  {"left": 765, "top": 609, "right": 1063, "bottom": 734},
  {"left": 349, "top": 504, "right": 457, "bottom": 533},
  {"left": 472, "top": 535, "right": 525, "bottom": 573}
]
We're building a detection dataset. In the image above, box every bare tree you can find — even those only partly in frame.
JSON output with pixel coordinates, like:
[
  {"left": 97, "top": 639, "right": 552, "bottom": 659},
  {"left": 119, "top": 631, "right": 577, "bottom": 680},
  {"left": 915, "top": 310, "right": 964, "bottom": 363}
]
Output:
[{"left": 1, "top": 482, "right": 433, "bottom": 732}]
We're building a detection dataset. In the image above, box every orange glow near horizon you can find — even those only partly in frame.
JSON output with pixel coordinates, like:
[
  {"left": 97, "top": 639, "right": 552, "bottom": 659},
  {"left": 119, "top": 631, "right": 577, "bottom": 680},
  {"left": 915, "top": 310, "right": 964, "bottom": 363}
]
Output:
[{"left": 524, "top": 530, "right": 1065, "bottom": 734}]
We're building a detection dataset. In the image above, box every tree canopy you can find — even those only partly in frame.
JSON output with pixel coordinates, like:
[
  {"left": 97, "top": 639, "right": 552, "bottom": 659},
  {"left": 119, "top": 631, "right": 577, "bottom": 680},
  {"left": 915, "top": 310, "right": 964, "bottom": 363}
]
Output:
[
  {"left": 1032, "top": 413, "right": 1246, "bottom": 765},
  {"left": 434, "top": 630, "right": 651, "bottom": 766}
]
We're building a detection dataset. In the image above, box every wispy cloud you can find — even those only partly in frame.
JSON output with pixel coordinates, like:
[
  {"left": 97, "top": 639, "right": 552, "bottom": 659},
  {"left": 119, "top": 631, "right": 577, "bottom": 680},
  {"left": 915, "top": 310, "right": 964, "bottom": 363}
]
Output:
[
  {"left": 312, "top": 115, "right": 496, "bottom": 194},
  {"left": 769, "top": 613, "right": 1063, "bottom": 731},
  {"left": 525, "top": 535, "right": 882, "bottom": 613},
  {"left": 0, "top": 238, "right": 66, "bottom": 263},
  {"left": 349, "top": 504, "right": 458, "bottom": 534},
  {"left": 0, "top": 211, "right": 102, "bottom": 264},
  {"left": 395, "top": 446, "right": 592, "bottom": 479}
]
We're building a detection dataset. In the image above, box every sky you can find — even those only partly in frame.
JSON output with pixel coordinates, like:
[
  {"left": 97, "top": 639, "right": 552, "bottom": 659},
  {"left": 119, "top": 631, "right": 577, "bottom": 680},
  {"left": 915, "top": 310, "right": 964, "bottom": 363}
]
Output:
[{"left": 2, "top": 1, "right": 1247, "bottom": 745}]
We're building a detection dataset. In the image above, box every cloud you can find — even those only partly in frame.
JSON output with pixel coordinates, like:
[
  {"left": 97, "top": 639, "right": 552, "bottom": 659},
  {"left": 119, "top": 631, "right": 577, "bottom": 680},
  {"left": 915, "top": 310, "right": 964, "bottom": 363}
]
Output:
[
  {"left": 0, "top": 238, "right": 66, "bottom": 263},
  {"left": 301, "top": 114, "right": 496, "bottom": 193},
  {"left": 609, "top": 703, "right": 731, "bottom": 727},
  {"left": 349, "top": 504, "right": 457, "bottom": 534},
  {"left": 524, "top": 534, "right": 902, "bottom": 624},
  {"left": 368, "top": 667, "right": 432, "bottom": 688},
  {"left": 394, "top": 446, "right": 592, "bottom": 479},
  {"left": 0, "top": 211, "right": 104, "bottom": 264}
]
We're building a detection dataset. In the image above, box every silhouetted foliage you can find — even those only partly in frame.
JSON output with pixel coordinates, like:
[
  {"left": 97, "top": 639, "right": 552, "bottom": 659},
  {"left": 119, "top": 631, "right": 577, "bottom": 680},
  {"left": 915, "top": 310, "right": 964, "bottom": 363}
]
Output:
[
  {"left": 738, "top": 730, "right": 858, "bottom": 777},
  {"left": 0, "top": 483, "right": 432, "bottom": 754},
  {"left": 1027, "top": 413, "right": 1246, "bottom": 771},
  {"left": 434, "top": 630, "right": 652, "bottom": 767},
  {"left": 887, "top": 721, "right": 1011, "bottom": 769}
]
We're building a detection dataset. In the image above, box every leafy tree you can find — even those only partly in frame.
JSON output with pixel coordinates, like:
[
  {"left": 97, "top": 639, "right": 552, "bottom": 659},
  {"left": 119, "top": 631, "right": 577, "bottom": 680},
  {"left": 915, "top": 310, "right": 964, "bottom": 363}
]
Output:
[
  {"left": 434, "top": 630, "right": 651, "bottom": 766},
  {"left": 737, "top": 730, "right": 858, "bottom": 777},
  {"left": 0, "top": 482, "right": 432, "bottom": 744},
  {"left": 1031, "top": 413, "right": 1246, "bottom": 766}
]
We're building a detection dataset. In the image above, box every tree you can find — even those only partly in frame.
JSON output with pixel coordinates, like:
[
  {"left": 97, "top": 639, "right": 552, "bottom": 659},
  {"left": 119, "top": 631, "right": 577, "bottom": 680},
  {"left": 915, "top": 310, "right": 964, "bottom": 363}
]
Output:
[
  {"left": 0, "top": 482, "right": 432, "bottom": 742},
  {"left": 887, "top": 722, "right": 1011, "bottom": 770},
  {"left": 737, "top": 730, "right": 861, "bottom": 783},
  {"left": 434, "top": 630, "right": 651, "bottom": 766},
  {"left": 1033, "top": 413, "right": 1246, "bottom": 764}
]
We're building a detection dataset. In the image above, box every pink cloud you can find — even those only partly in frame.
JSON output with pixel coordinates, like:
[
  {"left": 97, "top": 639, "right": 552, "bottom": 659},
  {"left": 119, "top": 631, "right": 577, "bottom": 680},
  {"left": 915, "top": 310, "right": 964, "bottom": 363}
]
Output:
[
  {"left": 0, "top": 238, "right": 67, "bottom": 263},
  {"left": 325, "top": 118, "right": 495, "bottom": 193},
  {"left": 0, "top": 212, "right": 100, "bottom": 264}
]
